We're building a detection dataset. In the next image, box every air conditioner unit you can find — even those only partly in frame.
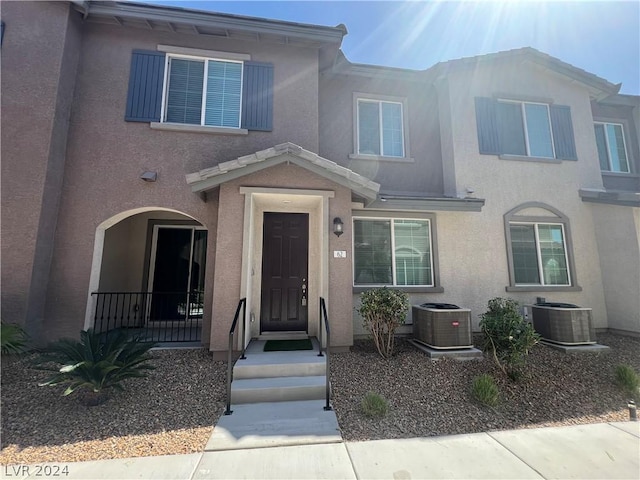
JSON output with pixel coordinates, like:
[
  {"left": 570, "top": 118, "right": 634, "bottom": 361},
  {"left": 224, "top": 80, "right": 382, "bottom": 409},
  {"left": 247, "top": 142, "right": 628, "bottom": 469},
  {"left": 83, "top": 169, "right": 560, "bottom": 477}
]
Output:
[
  {"left": 531, "top": 302, "right": 595, "bottom": 345},
  {"left": 412, "top": 303, "right": 472, "bottom": 349}
]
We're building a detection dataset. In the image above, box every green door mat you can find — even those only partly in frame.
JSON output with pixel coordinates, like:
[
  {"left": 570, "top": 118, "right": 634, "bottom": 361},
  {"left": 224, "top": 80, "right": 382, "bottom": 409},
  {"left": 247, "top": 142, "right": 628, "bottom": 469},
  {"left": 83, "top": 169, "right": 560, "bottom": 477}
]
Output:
[{"left": 263, "top": 339, "right": 313, "bottom": 352}]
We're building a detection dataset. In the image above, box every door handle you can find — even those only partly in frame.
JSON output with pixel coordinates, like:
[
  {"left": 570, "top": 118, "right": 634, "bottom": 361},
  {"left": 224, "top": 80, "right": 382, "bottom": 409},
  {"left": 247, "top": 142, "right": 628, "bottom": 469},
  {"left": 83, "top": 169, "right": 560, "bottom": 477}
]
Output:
[{"left": 301, "top": 278, "right": 307, "bottom": 306}]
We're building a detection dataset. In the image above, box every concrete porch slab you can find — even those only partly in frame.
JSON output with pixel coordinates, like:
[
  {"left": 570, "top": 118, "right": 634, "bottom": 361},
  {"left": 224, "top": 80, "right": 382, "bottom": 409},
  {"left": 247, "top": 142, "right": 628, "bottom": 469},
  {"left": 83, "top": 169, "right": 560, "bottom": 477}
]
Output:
[
  {"left": 540, "top": 340, "right": 611, "bottom": 354},
  {"left": 408, "top": 339, "right": 484, "bottom": 360},
  {"left": 206, "top": 400, "right": 341, "bottom": 451}
]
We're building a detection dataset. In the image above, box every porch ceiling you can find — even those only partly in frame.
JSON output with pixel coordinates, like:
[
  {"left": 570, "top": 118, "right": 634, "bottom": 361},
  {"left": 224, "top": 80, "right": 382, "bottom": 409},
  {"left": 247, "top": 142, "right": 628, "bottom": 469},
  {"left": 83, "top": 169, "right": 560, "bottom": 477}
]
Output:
[{"left": 185, "top": 142, "right": 381, "bottom": 201}]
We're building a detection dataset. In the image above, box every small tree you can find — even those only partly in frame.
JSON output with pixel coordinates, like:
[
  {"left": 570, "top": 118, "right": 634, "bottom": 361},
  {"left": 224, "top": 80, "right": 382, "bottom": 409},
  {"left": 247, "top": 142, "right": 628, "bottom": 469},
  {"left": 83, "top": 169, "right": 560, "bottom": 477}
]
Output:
[
  {"left": 480, "top": 297, "right": 539, "bottom": 380},
  {"left": 357, "top": 287, "right": 409, "bottom": 358}
]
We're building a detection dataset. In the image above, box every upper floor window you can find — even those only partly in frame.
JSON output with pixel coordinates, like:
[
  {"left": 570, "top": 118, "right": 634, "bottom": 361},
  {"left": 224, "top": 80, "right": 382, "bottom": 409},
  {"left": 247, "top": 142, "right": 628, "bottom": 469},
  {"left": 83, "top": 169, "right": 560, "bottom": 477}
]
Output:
[
  {"left": 349, "top": 92, "right": 409, "bottom": 160},
  {"left": 164, "top": 56, "right": 242, "bottom": 128},
  {"left": 475, "top": 97, "right": 577, "bottom": 161},
  {"left": 353, "top": 218, "right": 433, "bottom": 287},
  {"left": 594, "top": 122, "right": 630, "bottom": 173},
  {"left": 125, "top": 48, "right": 273, "bottom": 132},
  {"left": 504, "top": 202, "right": 580, "bottom": 292},
  {"left": 498, "top": 101, "right": 554, "bottom": 158}
]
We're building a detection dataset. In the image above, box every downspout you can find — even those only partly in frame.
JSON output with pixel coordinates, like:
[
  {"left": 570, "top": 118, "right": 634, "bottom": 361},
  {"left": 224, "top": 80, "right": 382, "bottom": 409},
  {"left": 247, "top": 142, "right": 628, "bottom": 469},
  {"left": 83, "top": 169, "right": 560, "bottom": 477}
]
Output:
[{"left": 70, "top": 0, "right": 89, "bottom": 19}]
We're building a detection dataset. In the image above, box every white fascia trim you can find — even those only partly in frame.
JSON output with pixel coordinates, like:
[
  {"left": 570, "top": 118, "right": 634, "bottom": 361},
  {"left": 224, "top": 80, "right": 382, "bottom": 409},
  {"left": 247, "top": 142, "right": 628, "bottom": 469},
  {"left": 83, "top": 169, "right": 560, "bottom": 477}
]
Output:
[
  {"left": 158, "top": 45, "right": 251, "bottom": 62},
  {"left": 239, "top": 186, "right": 335, "bottom": 199}
]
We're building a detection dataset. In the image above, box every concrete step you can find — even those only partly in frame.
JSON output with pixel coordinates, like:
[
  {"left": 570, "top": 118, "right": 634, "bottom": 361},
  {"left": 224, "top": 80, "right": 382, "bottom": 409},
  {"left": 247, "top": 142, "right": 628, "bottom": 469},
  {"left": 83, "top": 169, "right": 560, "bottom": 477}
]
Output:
[
  {"left": 258, "top": 332, "right": 310, "bottom": 341},
  {"left": 233, "top": 356, "right": 326, "bottom": 379},
  {"left": 231, "top": 375, "right": 327, "bottom": 404}
]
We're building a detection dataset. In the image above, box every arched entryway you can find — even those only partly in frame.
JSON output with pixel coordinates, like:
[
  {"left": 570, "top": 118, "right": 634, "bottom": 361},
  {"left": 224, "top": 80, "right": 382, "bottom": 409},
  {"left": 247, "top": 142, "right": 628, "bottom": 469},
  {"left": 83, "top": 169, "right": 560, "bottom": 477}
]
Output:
[{"left": 84, "top": 207, "right": 208, "bottom": 344}]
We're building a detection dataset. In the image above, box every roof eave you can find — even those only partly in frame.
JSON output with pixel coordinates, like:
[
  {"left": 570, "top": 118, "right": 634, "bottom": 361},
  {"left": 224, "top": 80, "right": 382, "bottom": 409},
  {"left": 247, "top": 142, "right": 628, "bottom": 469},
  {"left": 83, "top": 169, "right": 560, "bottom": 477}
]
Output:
[{"left": 87, "top": 1, "right": 346, "bottom": 46}]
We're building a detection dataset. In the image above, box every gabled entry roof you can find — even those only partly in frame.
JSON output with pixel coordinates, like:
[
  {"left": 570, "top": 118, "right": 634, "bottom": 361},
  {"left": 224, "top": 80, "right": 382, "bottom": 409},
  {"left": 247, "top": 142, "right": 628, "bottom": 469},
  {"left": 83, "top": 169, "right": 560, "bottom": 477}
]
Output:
[{"left": 186, "top": 142, "right": 381, "bottom": 201}]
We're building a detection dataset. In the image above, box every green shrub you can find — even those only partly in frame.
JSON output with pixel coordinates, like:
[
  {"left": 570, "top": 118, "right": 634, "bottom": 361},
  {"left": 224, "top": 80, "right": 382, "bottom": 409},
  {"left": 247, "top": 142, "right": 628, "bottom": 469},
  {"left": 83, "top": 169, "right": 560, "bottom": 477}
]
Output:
[
  {"left": 615, "top": 364, "right": 640, "bottom": 399},
  {"left": 361, "top": 391, "right": 389, "bottom": 418},
  {"left": 1, "top": 322, "right": 29, "bottom": 355},
  {"left": 480, "top": 297, "right": 540, "bottom": 379},
  {"left": 357, "top": 287, "right": 409, "bottom": 359},
  {"left": 472, "top": 374, "right": 499, "bottom": 407},
  {"left": 38, "top": 328, "right": 156, "bottom": 405}
]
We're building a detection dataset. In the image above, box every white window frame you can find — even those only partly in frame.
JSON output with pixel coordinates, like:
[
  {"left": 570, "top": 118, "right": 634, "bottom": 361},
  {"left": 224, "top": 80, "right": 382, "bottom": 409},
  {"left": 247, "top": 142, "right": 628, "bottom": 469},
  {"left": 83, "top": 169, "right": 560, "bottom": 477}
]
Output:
[
  {"left": 160, "top": 53, "right": 244, "bottom": 129},
  {"left": 352, "top": 217, "right": 434, "bottom": 287},
  {"left": 499, "top": 100, "right": 556, "bottom": 158},
  {"left": 594, "top": 121, "right": 630, "bottom": 173},
  {"left": 509, "top": 221, "right": 571, "bottom": 287},
  {"left": 354, "top": 95, "right": 408, "bottom": 159}
]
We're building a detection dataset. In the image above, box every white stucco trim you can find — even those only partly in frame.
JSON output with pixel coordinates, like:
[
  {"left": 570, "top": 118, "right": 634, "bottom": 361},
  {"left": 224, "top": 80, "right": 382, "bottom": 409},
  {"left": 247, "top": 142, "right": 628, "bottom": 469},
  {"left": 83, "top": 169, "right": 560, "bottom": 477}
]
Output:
[{"left": 238, "top": 187, "right": 335, "bottom": 349}]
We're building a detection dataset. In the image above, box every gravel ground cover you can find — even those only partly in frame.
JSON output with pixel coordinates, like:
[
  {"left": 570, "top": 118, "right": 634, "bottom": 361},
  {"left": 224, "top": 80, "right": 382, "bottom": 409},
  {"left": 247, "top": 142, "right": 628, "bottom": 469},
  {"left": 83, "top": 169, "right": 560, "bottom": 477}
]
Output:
[
  {"left": 1, "top": 332, "right": 638, "bottom": 464},
  {"left": 331, "top": 333, "right": 640, "bottom": 441}
]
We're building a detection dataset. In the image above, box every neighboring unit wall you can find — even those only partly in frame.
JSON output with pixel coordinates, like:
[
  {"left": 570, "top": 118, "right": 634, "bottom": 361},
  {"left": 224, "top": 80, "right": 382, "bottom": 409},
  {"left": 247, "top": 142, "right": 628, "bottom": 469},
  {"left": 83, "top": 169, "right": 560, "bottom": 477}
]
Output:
[
  {"left": 436, "top": 61, "right": 609, "bottom": 327},
  {"left": 319, "top": 72, "right": 444, "bottom": 196},
  {"left": 0, "top": 2, "right": 82, "bottom": 341},
  {"left": 354, "top": 61, "right": 614, "bottom": 335},
  {"left": 591, "top": 204, "right": 640, "bottom": 335}
]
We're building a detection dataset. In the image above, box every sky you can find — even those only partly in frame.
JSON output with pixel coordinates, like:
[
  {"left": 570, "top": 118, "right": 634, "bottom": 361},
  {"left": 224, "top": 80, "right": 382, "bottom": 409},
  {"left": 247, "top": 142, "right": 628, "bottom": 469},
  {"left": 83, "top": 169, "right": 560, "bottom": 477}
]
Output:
[{"left": 134, "top": 0, "right": 640, "bottom": 95}]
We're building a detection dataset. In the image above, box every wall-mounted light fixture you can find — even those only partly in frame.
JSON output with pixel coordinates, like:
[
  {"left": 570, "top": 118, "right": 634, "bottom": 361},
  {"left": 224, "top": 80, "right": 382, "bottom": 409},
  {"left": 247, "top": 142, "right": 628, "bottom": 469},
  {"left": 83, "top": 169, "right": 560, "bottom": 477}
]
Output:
[
  {"left": 140, "top": 171, "right": 157, "bottom": 182},
  {"left": 333, "top": 217, "right": 344, "bottom": 237}
]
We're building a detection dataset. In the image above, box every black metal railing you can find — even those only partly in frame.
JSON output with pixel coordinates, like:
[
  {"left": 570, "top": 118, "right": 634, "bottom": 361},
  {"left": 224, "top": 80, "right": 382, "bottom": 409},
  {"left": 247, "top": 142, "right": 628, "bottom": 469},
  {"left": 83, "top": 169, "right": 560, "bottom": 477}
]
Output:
[
  {"left": 91, "top": 291, "right": 203, "bottom": 343},
  {"left": 225, "top": 298, "right": 247, "bottom": 416},
  {"left": 319, "top": 297, "right": 332, "bottom": 411}
]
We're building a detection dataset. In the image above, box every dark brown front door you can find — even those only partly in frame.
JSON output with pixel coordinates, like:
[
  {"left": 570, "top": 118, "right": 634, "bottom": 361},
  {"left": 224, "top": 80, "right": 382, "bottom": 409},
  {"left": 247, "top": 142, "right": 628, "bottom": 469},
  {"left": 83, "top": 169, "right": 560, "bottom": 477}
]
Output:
[{"left": 260, "top": 213, "right": 309, "bottom": 332}]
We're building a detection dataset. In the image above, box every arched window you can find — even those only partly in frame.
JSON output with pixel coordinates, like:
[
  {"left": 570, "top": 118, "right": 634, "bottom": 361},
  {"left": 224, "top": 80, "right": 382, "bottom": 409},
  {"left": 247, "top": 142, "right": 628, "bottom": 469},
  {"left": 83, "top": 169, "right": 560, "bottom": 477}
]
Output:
[{"left": 504, "top": 202, "right": 581, "bottom": 291}]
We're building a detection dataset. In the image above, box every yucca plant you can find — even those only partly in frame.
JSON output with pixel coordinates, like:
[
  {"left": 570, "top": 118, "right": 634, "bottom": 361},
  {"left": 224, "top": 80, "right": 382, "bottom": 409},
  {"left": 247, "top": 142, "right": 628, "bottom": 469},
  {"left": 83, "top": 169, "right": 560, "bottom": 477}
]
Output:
[
  {"left": 38, "top": 328, "right": 156, "bottom": 405},
  {"left": 1, "top": 322, "right": 29, "bottom": 355}
]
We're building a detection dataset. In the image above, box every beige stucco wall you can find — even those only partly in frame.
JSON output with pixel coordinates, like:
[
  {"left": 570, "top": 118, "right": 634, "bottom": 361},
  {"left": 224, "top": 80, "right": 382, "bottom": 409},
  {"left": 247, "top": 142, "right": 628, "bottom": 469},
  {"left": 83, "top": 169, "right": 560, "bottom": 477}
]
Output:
[
  {"left": 211, "top": 162, "right": 354, "bottom": 354},
  {"left": 440, "top": 62, "right": 608, "bottom": 327},
  {"left": 590, "top": 204, "right": 640, "bottom": 334}
]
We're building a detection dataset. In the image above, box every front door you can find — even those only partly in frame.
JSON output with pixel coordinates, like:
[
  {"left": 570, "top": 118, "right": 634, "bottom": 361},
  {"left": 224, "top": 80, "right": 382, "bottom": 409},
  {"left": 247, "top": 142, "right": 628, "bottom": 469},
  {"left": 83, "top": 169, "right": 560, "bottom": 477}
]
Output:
[{"left": 260, "top": 213, "right": 309, "bottom": 332}]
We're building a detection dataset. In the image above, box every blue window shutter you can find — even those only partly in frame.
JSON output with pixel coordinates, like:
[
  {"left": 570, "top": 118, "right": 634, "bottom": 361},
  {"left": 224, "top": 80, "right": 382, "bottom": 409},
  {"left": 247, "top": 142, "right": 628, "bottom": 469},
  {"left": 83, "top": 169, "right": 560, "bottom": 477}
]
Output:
[
  {"left": 475, "top": 97, "right": 500, "bottom": 155},
  {"left": 125, "top": 50, "right": 165, "bottom": 122},
  {"left": 549, "top": 104, "right": 577, "bottom": 160},
  {"left": 241, "top": 62, "right": 273, "bottom": 131}
]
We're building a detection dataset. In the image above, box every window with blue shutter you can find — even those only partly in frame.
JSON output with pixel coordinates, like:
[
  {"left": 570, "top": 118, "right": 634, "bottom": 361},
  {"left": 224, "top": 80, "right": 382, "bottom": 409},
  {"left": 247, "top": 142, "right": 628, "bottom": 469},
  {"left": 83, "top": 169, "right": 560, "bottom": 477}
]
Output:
[
  {"left": 241, "top": 62, "right": 273, "bottom": 131},
  {"left": 125, "top": 50, "right": 166, "bottom": 122},
  {"left": 125, "top": 50, "right": 273, "bottom": 132},
  {"left": 475, "top": 97, "right": 577, "bottom": 160}
]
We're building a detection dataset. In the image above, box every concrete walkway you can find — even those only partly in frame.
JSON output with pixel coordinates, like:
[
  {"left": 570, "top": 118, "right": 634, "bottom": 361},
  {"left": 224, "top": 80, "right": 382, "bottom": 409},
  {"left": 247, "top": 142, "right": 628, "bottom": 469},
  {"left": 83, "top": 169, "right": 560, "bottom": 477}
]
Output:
[{"left": 4, "top": 422, "right": 638, "bottom": 480}]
